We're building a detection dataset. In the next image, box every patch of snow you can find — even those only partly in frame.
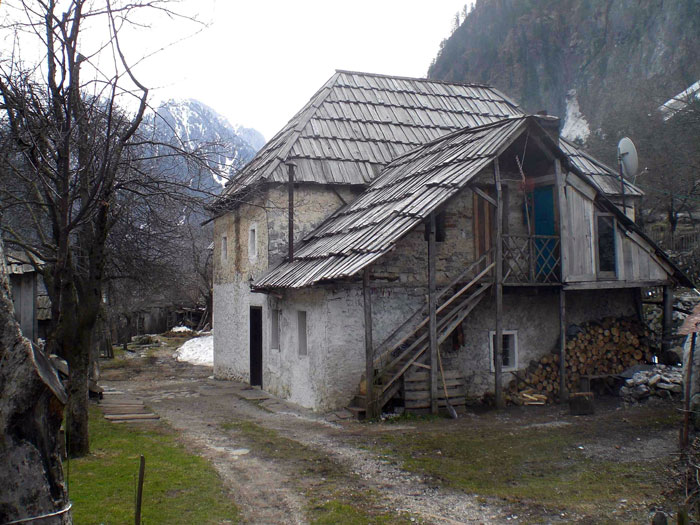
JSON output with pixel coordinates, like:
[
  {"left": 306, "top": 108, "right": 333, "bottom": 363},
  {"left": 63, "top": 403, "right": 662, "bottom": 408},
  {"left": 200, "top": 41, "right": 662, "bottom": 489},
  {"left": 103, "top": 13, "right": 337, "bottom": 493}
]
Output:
[
  {"left": 171, "top": 325, "right": 192, "bottom": 333},
  {"left": 561, "top": 89, "right": 591, "bottom": 143},
  {"left": 175, "top": 335, "right": 213, "bottom": 366},
  {"left": 659, "top": 79, "right": 700, "bottom": 121}
]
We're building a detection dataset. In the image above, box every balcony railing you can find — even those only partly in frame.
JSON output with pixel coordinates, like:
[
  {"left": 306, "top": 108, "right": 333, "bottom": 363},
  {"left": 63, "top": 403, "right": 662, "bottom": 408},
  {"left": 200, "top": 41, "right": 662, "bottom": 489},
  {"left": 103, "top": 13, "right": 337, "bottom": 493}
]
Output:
[{"left": 502, "top": 234, "right": 560, "bottom": 284}]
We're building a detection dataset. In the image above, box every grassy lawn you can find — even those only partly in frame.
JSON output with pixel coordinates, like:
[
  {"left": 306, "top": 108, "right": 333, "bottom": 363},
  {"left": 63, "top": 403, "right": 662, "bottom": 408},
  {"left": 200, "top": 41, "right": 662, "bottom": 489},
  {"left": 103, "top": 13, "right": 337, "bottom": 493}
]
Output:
[
  {"left": 221, "top": 420, "right": 413, "bottom": 525},
  {"left": 69, "top": 407, "right": 238, "bottom": 524},
  {"left": 378, "top": 405, "right": 678, "bottom": 522}
]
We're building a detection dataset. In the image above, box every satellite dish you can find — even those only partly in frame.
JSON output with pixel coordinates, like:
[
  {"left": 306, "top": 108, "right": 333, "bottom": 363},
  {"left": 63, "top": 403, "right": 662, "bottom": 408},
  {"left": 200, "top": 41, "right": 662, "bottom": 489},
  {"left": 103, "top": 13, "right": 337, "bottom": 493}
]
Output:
[{"left": 617, "top": 137, "right": 639, "bottom": 178}]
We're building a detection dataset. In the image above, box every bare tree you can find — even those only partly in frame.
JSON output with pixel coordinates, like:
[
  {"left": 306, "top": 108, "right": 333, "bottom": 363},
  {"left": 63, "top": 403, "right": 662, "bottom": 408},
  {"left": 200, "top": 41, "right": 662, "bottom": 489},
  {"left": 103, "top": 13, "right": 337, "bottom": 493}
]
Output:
[{"left": 0, "top": 0, "right": 211, "bottom": 457}]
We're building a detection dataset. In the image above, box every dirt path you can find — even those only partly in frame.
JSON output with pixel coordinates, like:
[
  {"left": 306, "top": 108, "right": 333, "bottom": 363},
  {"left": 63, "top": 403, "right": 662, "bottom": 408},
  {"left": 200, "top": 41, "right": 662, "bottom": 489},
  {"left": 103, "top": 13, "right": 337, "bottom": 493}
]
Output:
[{"left": 101, "top": 348, "right": 513, "bottom": 524}]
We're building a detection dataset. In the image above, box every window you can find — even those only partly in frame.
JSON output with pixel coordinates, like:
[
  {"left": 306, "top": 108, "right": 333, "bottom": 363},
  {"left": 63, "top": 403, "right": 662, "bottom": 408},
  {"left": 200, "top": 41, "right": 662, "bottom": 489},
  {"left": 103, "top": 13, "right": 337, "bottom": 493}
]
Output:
[
  {"left": 270, "top": 309, "right": 281, "bottom": 350},
  {"left": 596, "top": 214, "right": 616, "bottom": 276},
  {"left": 489, "top": 330, "right": 518, "bottom": 371},
  {"left": 221, "top": 235, "right": 228, "bottom": 263},
  {"left": 248, "top": 225, "right": 257, "bottom": 260},
  {"left": 297, "top": 310, "right": 307, "bottom": 356}
]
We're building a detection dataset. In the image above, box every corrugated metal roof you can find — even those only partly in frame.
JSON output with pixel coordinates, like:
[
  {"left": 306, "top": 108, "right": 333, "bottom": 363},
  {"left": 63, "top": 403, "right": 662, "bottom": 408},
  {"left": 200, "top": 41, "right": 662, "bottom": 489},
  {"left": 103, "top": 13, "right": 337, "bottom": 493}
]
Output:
[
  {"left": 216, "top": 71, "right": 524, "bottom": 206},
  {"left": 254, "top": 118, "right": 528, "bottom": 290},
  {"left": 560, "top": 138, "right": 643, "bottom": 197}
]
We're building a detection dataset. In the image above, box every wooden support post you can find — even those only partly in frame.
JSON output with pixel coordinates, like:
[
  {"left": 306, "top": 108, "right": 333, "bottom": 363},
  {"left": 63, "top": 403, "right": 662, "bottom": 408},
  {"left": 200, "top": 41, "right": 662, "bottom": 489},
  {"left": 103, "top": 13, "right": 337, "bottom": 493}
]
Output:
[
  {"left": 135, "top": 455, "right": 145, "bottom": 525},
  {"left": 559, "top": 288, "right": 568, "bottom": 401},
  {"left": 287, "top": 162, "right": 296, "bottom": 262},
  {"left": 428, "top": 213, "right": 438, "bottom": 414},
  {"left": 682, "top": 333, "right": 697, "bottom": 450},
  {"left": 554, "top": 158, "right": 568, "bottom": 282},
  {"left": 493, "top": 159, "right": 505, "bottom": 409},
  {"left": 662, "top": 285, "right": 673, "bottom": 352},
  {"left": 363, "top": 267, "right": 375, "bottom": 418}
]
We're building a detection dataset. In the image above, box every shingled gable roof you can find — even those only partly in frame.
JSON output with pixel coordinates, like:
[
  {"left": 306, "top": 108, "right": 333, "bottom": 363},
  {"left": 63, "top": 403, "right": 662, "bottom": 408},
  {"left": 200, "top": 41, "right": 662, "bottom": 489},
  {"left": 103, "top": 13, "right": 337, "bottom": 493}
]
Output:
[
  {"left": 214, "top": 70, "right": 524, "bottom": 207},
  {"left": 253, "top": 116, "right": 691, "bottom": 291},
  {"left": 560, "top": 138, "right": 642, "bottom": 198}
]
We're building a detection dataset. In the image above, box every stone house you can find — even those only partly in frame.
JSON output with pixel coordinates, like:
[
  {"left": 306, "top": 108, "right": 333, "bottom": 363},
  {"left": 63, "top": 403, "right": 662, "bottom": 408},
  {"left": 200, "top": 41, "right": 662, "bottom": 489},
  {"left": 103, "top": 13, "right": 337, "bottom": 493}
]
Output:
[{"left": 210, "top": 71, "right": 692, "bottom": 413}]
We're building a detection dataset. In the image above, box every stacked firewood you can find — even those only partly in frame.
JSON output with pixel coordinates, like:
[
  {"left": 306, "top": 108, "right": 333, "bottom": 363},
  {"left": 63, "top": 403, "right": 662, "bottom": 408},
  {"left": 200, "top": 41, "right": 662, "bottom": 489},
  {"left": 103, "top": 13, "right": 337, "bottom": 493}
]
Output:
[{"left": 507, "top": 317, "right": 654, "bottom": 405}]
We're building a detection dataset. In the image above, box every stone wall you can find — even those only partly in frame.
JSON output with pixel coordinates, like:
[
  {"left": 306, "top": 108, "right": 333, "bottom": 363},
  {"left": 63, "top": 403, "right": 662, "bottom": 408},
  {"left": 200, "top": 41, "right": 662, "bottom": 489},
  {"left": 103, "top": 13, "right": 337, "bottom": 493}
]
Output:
[
  {"left": 266, "top": 184, "right": 361, "bottom": 267},
  {"left": 455, "top": 287, "right": 637, "bottom": 399},
  {"left": 372, "top": 189, "right": 475, "bottom": 286}
]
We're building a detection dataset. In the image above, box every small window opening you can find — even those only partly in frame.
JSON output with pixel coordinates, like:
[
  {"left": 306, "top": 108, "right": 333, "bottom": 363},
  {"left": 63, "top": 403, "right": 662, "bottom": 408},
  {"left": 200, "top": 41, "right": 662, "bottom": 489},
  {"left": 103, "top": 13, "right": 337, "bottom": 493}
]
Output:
[
  {"left": 489, "top": 330, "right": 518, "bottom": 372},
  {"left": 423, "top": 211, "right": 446, "bottom": 242},
  {"left": 271, "top": 309, "right": 280, "bottom": 350},
  {"left": 249, "top": 225, "right": 257, "bottom": 260},
  {"left": 297, "top": 311, "right": 307, "bottom": 356},
  {"left": 596, "top": 214, "right": 616, "bottom": 275},
  {"left": 221, "top": 235, "right": 228, "bottom": 263}
]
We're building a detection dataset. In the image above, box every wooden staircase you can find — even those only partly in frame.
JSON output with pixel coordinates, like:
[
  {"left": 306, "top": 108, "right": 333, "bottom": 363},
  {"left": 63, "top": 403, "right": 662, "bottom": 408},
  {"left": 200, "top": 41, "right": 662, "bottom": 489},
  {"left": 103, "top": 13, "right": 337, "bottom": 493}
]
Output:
[{"left": 348, "top": 253, "right": 494, "bottom": 419}]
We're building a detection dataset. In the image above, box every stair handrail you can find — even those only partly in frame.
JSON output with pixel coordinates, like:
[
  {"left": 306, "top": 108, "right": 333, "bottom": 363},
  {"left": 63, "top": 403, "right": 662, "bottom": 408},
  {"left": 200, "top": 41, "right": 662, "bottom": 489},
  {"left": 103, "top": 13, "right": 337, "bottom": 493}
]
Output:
[
  {"left": 378, "top": 281, "right": 492, "bottom": 395},
  {"left": 371, "top": 250, "right": 494, "bottom": 369}
]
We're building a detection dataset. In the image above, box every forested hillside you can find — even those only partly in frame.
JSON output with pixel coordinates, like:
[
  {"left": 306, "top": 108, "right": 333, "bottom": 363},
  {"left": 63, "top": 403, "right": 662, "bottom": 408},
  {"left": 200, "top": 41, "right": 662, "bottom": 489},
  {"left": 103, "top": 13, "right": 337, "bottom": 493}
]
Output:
[
  {"left": 429, "top": 0, "right": 699, "bottom": 144},
  {"left": 429, "top": 0, "right": 700, "bottom": 266}
]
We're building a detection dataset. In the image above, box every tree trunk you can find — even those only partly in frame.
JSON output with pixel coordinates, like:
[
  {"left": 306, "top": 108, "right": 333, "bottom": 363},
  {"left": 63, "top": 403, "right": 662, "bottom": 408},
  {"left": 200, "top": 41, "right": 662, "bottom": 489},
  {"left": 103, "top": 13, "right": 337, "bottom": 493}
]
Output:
[{"left": 0, "top": 239, "right": 71, "bottom": 524}]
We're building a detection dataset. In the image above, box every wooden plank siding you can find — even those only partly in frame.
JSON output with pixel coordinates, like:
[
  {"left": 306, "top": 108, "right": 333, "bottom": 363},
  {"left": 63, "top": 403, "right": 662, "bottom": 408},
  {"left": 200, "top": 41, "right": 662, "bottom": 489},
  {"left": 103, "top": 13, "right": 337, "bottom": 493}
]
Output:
[
  {"left": 562, "top": 172, "right": 672, "bottom": 287},
  {"left": 563, "top": 183, "right": 596, "bottom": 282}
]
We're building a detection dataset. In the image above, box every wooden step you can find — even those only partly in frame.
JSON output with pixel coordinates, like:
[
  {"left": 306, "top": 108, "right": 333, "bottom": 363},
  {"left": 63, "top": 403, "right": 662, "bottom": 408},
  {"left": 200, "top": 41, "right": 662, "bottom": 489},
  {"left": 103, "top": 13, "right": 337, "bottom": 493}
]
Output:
[
  {"left": 346, "top": 405, "right": 366, "bottom": 420},
  {"left": 404, "top": 387, "right": 464, "bottom": 401},
  {"left": 104, "top": 413, "right": 160, "bottom": 421},
  {"left": 404, "top": 378, "right": 464, "bottom": 390},
  {"left": 405, "top": 370, "right": 462, "bottom": 382}
]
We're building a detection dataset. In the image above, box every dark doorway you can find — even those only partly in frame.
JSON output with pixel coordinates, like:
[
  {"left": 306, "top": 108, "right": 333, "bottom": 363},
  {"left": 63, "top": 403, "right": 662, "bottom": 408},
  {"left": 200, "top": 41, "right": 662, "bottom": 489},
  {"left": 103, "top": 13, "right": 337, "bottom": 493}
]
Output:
[
  {"left": 250, "top": 306, "right": 263, "bottom": 387},
  {"left": 473, "top": 190, "right": 493, "bottom": 262}
]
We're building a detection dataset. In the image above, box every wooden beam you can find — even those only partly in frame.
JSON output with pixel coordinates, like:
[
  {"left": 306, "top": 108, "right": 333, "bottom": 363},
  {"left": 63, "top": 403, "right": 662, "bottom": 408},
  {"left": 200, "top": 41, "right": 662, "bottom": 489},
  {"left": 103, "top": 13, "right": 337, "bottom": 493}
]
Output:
[
  {"left": 471, "top": 186, "right": 496, "bottom": 207},
  {"left": 554, "top": 158, "right": 569, "bottom": 283},
  {"left": 662, "top": 285, "right": 673, "bottom": 352},
  {"left": 363, "top": 267, "right": 375, "bottom": 418},
  {"left": 563, "top": 279, "right": 673, "bottom": 291},
  {"left": 559, "top": 288, "right": 568, "bottom": 402},
  {"left": 493, "top": 158, "right": 505, "bottom": 409},
  {"left": 428, "top": 213, "right": 439, "bottom": 414}
]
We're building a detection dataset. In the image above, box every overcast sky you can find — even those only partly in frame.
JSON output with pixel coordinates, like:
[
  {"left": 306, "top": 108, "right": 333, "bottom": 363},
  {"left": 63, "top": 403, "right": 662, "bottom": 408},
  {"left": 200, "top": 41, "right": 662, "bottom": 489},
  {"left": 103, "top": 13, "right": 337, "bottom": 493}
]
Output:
[{"left": 126, "top": 0, "right": 472, "bottom": 140}]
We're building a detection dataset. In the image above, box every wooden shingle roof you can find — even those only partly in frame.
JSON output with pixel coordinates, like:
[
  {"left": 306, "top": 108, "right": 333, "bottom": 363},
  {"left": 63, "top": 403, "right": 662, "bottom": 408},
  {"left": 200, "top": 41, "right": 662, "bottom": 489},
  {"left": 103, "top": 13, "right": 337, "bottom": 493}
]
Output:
[
  {"left": 253, "top": 116, "right": 682, "bottom": 291},
  {"left": 560, "top": 139, "right": 643, "bottom": 197},
  {"left": 253, "top": 117, "right": 527, "bottom": 289},
  {"left": 216, "top": 70, "right": 524, "bottom": 205}
]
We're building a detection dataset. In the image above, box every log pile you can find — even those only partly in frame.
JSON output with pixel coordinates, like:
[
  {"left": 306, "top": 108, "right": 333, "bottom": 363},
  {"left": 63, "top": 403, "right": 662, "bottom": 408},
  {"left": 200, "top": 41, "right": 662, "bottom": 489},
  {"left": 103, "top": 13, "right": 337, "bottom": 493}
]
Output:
[
  {"left": 619, "top": 365, "right": 683, "bottom": 402},
  {"left": 507, "top": 317, "right": 654, "bottom": 405}
]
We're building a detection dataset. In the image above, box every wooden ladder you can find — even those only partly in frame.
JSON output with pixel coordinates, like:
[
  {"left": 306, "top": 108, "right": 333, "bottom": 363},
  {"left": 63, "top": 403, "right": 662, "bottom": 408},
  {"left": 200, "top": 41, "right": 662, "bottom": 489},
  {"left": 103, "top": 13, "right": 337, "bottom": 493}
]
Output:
[{"left": 348, "top": 253, "right": 494, "bottom": 419}]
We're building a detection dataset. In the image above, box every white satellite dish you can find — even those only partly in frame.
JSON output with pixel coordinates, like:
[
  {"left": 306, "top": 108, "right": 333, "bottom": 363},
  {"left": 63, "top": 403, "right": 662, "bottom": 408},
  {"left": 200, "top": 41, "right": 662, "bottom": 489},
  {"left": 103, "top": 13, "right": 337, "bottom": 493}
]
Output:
[{"left": 617, "top": 137, "right": 639, "bottom": 178}]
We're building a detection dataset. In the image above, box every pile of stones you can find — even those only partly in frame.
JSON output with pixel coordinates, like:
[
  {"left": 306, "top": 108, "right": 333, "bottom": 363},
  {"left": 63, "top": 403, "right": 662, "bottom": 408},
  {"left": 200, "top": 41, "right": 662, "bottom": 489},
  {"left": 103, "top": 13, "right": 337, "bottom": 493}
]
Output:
[{"left": 620, "top": 365, "right": 683, "bottom": 402}]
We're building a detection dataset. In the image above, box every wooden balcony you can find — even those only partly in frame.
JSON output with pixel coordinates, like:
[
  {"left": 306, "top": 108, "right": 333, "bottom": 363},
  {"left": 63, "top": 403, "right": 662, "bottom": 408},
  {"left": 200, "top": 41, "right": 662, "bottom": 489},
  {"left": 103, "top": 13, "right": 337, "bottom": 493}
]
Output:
[{"left": 502, "top": 234, "right": 561, "bottom": 284}]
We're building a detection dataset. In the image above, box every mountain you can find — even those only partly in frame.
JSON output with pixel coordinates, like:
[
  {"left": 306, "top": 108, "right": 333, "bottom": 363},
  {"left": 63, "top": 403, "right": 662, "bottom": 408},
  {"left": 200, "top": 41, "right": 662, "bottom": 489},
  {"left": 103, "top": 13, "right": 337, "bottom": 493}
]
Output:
[
  {"left": 428, "top": 0, "right": 700, "bottom": 144},
  {"left": 148, "top": 99, "right": 264, "bottom": 192}
]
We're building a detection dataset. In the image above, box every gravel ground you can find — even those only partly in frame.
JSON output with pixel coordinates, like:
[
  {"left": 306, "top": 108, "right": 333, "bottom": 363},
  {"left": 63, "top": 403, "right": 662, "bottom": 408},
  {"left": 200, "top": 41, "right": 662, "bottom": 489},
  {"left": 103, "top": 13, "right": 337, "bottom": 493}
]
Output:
[{"left": 100, "top": 340, "right": 678, "bottom": 524}]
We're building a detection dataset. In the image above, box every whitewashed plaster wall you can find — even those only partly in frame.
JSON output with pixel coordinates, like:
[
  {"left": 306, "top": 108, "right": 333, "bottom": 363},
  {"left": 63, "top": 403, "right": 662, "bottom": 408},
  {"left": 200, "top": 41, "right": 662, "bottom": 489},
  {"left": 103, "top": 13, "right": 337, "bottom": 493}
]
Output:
[
  {"left": 455, "top": 287, "right": 637, "bottom": 399},
  {"left": 212, "top": 183, "right": 356, "bottom": 389},
  {"left": 264, "top": 284, "right": 425, "bottom": 410},
  {"left": 213, "top": 197, "right": 269, "bottom": 381}
]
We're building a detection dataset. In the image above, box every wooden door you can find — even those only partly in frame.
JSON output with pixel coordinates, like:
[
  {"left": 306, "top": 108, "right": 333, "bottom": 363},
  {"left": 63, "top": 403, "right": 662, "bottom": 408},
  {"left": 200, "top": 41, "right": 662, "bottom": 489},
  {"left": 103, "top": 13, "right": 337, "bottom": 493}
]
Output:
[
  {"left": 533, "top": 185, "right": 557, "bottom": 279},
  {"left": 250, "top": 306, "right": 263, "bottom": 387},
  {"left": 473, "top": 190, "right": 493, "bottom": 261}
]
